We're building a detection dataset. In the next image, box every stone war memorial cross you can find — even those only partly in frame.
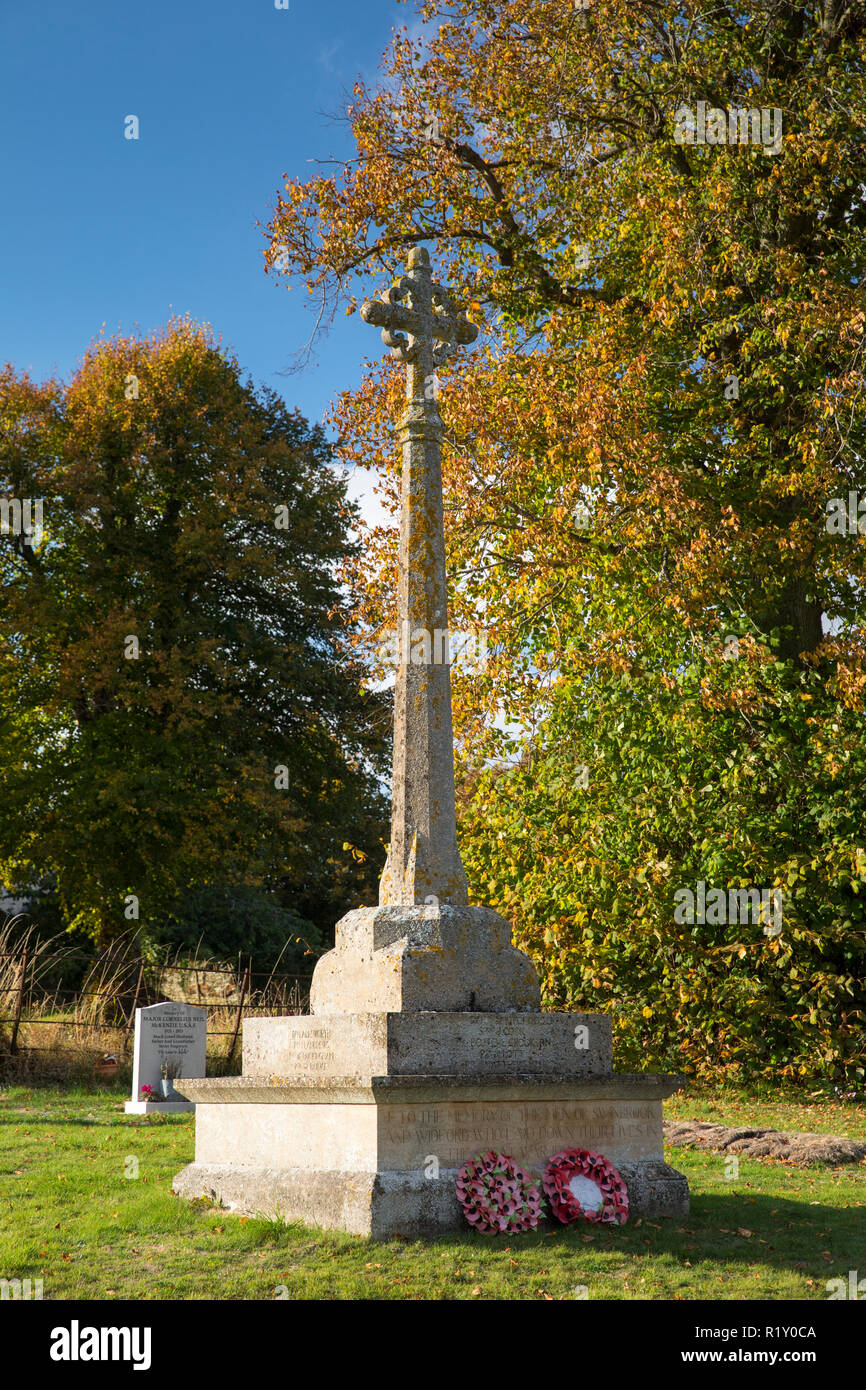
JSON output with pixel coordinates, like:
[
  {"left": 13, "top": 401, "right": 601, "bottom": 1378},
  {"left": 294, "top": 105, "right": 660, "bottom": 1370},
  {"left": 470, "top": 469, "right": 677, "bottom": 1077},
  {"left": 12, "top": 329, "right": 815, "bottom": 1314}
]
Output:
[
  {"left": 173, "top": 248, "right": 689, "bottom": 1236},
  {"left": 360, "top": 245, "right": 475, "bottom": 910}
]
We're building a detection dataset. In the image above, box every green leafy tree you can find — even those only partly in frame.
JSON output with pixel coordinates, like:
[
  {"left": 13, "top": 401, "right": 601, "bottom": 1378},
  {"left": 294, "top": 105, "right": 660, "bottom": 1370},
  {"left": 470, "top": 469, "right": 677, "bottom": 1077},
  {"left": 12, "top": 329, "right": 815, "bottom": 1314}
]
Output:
[{"left": 0, "top": 320, "right": 389, "bottom": 948}]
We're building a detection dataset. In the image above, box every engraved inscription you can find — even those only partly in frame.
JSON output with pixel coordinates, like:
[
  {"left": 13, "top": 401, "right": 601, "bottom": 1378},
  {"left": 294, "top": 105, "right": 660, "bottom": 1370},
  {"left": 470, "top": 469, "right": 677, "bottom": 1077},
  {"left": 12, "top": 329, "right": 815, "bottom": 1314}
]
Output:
[
  {"left": 149, "top": 1013, "right": 200, "bottom": 1061},
  {"left": 280, "top": 1026, "right": 337, "bottom": 1074},
  {"left": 380, "top": 1101, "right": 660, "bottom": 1167}
]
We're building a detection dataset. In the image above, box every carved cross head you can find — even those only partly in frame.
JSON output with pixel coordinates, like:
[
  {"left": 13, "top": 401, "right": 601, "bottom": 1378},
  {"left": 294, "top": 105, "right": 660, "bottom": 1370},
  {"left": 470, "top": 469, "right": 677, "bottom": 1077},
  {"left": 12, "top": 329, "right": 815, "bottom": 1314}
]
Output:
[{"left": 360, "top": 247, "right": 478, "bottom": 383}]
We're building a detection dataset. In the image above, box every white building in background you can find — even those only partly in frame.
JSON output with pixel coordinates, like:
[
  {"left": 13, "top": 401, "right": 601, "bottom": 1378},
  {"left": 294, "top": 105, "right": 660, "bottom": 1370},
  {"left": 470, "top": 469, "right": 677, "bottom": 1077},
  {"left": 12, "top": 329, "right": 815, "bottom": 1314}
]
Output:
[
  {"left": 0, "top": 879, "right": 50, "bottom": 917},
  {"left": 0, "top": 891, "right": 32, "bottom": 916}
]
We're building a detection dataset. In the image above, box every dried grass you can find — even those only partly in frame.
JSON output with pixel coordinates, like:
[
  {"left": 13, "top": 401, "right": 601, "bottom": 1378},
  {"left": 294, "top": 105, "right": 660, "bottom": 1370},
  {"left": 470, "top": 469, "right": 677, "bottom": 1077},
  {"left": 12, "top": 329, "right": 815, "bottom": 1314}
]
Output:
[{"left": 0, "top": 914, "right": 309, "bottom": 1085}]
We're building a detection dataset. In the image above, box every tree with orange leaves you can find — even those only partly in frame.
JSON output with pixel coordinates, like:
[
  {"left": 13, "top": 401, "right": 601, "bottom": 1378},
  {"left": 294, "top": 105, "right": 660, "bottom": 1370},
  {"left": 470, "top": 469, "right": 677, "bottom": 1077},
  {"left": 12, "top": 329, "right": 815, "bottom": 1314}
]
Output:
[{"left": 264, "top": 2, "right": 866, "bottom": 1082}]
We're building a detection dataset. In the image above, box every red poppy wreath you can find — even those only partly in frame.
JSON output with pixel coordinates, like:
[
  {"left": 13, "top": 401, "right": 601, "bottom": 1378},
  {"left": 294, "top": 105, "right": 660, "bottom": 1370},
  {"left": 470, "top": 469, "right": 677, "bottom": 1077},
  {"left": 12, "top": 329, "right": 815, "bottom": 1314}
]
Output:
[
  {"left": 456, "top": 1151, "right": 542, "bottom": 1234},
  {"left": 543, "top": 1148, "right": 629, "bottom": 1226}
]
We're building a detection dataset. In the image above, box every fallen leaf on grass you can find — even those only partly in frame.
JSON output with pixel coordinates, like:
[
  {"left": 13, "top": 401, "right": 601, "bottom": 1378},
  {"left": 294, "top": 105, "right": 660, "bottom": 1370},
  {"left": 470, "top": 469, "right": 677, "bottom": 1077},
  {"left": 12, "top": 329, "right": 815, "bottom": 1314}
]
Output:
[{"left": 737, "top": 1228, "right": 753, "bottom": 1238}]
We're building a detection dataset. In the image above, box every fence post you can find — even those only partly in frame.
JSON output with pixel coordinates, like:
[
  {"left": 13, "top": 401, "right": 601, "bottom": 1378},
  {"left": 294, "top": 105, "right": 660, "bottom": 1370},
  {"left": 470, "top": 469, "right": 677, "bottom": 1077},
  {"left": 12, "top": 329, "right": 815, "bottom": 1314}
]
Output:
[
  {"left": 126, "top": 962, "right": 144, "bottom": 1031},
  {"left": 226, "top": 967, "right": 249, "bottom": 1069},
  {"left": 9, "top": 947, "right": 29, "bottom": 1056}
]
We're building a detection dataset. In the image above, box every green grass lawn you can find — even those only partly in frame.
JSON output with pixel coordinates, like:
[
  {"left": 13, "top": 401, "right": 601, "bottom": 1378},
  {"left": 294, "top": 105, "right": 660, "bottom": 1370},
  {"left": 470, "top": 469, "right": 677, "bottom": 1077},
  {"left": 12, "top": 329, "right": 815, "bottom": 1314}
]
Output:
[{"left": 0, "top": 1083, "right": 863, "bottom": 1301}]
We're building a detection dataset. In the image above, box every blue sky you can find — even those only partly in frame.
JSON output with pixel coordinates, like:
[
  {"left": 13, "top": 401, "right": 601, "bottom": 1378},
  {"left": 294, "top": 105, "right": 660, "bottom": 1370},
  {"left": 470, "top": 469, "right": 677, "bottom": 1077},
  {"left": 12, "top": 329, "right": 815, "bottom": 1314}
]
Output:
[{"left": 1, "top": 0, "right": 411, "bottom": 489}]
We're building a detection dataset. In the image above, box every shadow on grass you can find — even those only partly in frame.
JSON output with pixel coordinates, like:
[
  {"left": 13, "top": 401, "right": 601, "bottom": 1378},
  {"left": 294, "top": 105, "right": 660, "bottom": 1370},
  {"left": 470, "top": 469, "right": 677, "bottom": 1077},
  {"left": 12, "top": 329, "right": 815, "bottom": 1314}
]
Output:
[
  {"left": 249, "top": 1189, "right": 857, "bottom": 1284},
  {"left": 386, "top": 1189, "right": 861, "bottom": 1280},
  {"left": 0, "top": 1082, "right": 193, "bottom": 1125},
  {"left": 0, "top": 1108, "right": 194, "bottom": 1128}
]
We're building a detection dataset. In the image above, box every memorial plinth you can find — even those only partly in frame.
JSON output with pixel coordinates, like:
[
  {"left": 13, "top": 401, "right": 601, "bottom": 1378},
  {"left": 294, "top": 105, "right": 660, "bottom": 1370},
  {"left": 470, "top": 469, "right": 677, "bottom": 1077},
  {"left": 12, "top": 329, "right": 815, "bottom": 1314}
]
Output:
[
  {"left": 173, "top": 1070, "right": 687, "bottom": 1238},
  {"left": 174, "top": 853, "right": 689, "bottom": 1238},
  {"left": 173, "top": 248, "right": 689, "bottom": 1235}
]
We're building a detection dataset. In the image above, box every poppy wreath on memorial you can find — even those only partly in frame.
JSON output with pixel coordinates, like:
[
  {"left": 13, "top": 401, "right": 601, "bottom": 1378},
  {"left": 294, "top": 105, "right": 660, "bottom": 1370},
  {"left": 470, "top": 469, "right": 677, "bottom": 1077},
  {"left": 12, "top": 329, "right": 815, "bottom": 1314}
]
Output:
[
  {"left": 456, "top": 1151, "right": 542, "bottom": 1234},
  {"left": 543, "top": 1148, "right": 629, "bottom": 1226}
]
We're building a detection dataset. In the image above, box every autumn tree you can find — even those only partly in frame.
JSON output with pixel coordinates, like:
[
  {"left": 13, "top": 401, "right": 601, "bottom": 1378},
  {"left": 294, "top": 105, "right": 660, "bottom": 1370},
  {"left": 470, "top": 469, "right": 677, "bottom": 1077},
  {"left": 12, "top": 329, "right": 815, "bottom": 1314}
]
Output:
[
  {"left": 0, "top": 321, "right": 389, "bottom": 954},
  {"left": 264, "top": 1, "right": 866, "bottom": 1081}
]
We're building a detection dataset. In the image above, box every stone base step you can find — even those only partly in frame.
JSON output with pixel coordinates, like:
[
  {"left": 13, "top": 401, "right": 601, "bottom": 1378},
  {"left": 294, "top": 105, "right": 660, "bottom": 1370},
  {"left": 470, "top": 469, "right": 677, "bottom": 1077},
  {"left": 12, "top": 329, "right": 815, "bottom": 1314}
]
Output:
[
  {"left": 173, "top": 1159, "right": 689, "bottom": 1238},
  {"left": 125, "top": 1101, "right": 195, "bottom": 1115}
]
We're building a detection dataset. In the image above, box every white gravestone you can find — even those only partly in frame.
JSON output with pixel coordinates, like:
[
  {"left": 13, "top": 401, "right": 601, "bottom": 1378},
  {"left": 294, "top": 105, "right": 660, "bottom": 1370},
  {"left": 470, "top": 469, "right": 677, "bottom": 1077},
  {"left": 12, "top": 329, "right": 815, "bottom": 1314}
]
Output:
[{"left": 125, "top": 1002, "right": 206, "bottom": 1114}]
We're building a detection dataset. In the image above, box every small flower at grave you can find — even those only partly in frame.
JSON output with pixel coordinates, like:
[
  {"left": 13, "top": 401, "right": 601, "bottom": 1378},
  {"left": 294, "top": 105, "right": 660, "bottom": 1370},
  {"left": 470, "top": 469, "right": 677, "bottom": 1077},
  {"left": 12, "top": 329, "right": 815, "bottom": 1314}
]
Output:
[
  {"left": 139, "top": 1084, "right": 158, "bottom": 1102},
  {"left": 456, "top": 1151, "right": 542, "bottom": 1234},
  {"left": 543, "top": 1148, "right": 629, "bottom": 1226}
]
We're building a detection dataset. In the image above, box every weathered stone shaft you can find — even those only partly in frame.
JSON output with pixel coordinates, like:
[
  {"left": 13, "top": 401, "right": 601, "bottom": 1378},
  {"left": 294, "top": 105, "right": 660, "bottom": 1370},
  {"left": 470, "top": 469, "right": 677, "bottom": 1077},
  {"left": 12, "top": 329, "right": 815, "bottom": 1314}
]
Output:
[
  {"left": 362, "top": 247, "right": 477, "bottom": 906},
  {"left": 380, "top": 398, "right": 467, "bottom": 905}
]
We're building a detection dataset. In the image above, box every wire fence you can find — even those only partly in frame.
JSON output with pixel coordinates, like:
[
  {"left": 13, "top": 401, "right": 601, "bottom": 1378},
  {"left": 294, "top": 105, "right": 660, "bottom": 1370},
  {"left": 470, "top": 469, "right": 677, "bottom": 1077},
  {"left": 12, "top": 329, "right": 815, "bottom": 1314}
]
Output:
[{"left": 0, "top": 936, "right": 313, "bottom": 1066}]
